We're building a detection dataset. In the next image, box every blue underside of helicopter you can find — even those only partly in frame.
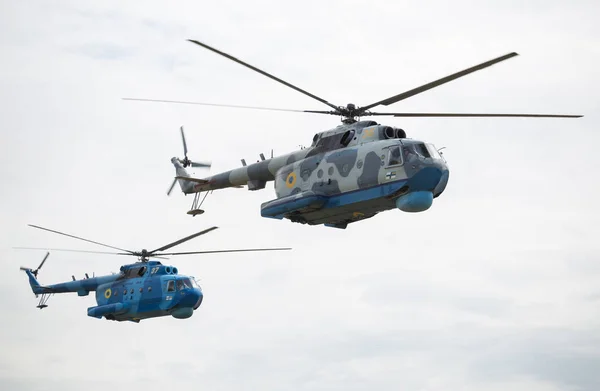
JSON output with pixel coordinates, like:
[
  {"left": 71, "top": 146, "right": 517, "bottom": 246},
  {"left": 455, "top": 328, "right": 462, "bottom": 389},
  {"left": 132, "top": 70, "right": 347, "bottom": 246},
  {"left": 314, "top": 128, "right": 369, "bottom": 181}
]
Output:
[
  {"left": 88, "top": 302, "right": 130, "bottom": 319},
  {"left": 260, "top": 167, "right": 445, "bottom": 222},
  {"left": 260, "top": 180, "right": 406, "bottom": 220}
]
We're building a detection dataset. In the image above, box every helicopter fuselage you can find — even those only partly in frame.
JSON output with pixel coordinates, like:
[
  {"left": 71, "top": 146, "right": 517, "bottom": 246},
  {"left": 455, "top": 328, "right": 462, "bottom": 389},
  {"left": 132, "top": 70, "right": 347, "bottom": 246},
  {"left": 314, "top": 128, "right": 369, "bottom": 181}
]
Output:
[
  {"left": 173, "top": 120, "right": 449, "bottom": 229},
  {"left": 156, "top": 39, "right": 579, "bottom": 228},
  {"left": 24, "top": 260, "right": 203, "bottom": 322}
]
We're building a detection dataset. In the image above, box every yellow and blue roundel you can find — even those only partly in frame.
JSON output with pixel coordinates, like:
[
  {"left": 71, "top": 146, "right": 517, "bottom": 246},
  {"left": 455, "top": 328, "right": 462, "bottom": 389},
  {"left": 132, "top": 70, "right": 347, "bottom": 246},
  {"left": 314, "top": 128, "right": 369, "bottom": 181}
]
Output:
[
  {"left": 104, "top": 288, "right": 112, "bottom": 299},
  {"left": 286, "top": 172, "right": 297, "bottom": 188}
]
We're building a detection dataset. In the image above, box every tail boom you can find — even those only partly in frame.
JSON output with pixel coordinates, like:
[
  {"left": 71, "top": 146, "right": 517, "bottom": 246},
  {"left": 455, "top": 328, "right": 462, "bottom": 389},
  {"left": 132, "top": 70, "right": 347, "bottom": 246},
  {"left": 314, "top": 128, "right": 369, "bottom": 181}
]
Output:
[
  {"left": 174, "top": 149, "right": 313, "bottom": 194},
  {"left": 21, "top": 269, "right": 119, "bottom": 296}
]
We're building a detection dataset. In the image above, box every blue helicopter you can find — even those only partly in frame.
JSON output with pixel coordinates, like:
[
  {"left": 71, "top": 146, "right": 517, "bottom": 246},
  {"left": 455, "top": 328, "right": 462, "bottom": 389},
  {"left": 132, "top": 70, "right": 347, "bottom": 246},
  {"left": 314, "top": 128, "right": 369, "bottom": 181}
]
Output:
[{"left": 17, "top": 224, "right": 291, "bottom": 323}]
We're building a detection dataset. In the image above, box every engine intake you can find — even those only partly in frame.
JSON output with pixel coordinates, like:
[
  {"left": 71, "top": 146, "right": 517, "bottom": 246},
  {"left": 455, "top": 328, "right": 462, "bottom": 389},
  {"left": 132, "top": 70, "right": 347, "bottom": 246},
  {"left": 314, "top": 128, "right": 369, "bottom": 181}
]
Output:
[
  {"left": 383, "top": 126, "right": 407, "bottom": 139},
  {"left": 383, "top": 126, "right": 395, "bottom": 139},
  {"left": 395, "top": 128, "right": 406, "bottom": 138}
]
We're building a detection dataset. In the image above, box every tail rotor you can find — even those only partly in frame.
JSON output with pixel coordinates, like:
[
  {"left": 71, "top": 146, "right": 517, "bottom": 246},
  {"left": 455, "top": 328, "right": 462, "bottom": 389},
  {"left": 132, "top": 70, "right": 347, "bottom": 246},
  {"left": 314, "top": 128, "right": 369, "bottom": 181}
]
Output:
[
  {"left": 177, "top": 126, "right": 212, "bottom": 169},
  {"left": 20, "top": 251, "right": 50, "bottom": 278},
  {"left": 168, "top": 126, "right": 211, "bottom": 196},
  {"left": 167, "top": 178, "right": 178, "bottom": 196}
]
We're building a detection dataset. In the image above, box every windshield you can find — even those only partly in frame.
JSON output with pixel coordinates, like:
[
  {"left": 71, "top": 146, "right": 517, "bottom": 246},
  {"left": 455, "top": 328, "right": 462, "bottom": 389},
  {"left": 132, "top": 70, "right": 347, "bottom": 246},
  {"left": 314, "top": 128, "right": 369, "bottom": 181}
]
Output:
[
  {"left": 426, "top": 143, "right": 441, "bottom": 159},
  {"left": 178, "top": 278, "right": 193, "bottom": 290}
]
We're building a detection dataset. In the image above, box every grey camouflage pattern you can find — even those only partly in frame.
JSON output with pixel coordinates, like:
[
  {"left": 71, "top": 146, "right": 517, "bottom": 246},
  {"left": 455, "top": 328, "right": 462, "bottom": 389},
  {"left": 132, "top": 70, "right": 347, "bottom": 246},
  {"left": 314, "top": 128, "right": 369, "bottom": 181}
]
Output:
[{"left": 171, "top": 120, "right": 449, "bottom": 228}]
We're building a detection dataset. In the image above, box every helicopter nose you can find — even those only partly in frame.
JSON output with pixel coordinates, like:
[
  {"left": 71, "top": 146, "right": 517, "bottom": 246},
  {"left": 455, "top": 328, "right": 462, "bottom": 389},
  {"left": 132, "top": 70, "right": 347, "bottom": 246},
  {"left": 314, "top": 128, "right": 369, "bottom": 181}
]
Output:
[
  {"left": 193, "top": 288, "right": 203, "bottom": 310},
  {"left": 433, "top": 167, "right": 449, "bottom": 197},
  {"left": 396, "top": 165, "right": 448, "bottom": 212},
  {"left": 177, "top": 288, "right": 203, "bottom": 309}
]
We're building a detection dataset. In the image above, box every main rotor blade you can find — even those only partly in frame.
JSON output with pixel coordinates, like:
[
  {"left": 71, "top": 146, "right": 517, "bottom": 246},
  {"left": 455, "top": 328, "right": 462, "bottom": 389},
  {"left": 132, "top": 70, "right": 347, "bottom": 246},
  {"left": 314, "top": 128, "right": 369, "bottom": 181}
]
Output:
[
  {"left": 13, "top": 247, "right": 129, "bottom": 255},
  {"left": 14, "top": 247, "right": 170, "bottom": 260},
  {"left": 149, "top": 226, "right": 219, "bottom": 254},
  {"left": 187, "top": 39, "right": 341, "bottom": 112},
  {"left": 27, "top": 224, "right": 134, "bottom": 254},
  {"left": 364, "top": 112, "right": 583, "bottom": 118},
  {"left": 180, "top": 126, "right": 188, "bottom": 156},
  {"left": 122, "top": 98, "right": 324, "bottom": 114},
  {"left": 359, "top": 52, "right": 519, "bottom": 112},
  {"left": 153, "top": 256, "right": 170, "bottom": 260},
  {"left": 156, "top": 247, "right": 292, "bottom": 256}
]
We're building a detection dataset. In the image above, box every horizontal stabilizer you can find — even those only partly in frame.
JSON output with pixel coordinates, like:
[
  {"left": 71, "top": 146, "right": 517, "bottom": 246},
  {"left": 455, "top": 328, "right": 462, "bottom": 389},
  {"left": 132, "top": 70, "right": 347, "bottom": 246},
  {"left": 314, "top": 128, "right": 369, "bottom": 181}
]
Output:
[{"left": 175, "top": 176, "right": 209, "bottom": 185}]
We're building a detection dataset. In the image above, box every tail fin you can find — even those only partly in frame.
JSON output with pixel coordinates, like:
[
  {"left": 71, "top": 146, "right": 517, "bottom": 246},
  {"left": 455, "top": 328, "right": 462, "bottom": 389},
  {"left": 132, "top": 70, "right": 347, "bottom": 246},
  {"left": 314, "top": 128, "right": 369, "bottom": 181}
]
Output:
[
  {"left": 167, "top": 126, "right": 212, "bottom": 196},
  {"left": 19, "top": 251, "right": 49, "bottom": 295},
  {"left": 22, "top": 269, "right": 45, "bottom": 295},
  {"left": 168, "top": 157, "right": 195, "bottom": 194}
]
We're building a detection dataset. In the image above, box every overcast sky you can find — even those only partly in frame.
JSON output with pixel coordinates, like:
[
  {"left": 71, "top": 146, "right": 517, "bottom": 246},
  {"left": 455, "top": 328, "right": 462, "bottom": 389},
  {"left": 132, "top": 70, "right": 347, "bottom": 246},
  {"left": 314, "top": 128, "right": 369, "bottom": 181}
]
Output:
[{"left": 1, "top": 1, "right": 599, "bottom": 390}]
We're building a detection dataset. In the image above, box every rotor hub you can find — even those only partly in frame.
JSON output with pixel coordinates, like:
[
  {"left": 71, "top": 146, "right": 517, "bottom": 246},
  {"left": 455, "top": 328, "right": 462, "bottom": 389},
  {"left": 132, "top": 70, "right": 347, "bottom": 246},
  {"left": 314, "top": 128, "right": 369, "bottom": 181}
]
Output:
[
  {"left": 337, "top": 103, "right": 360, "bottom": 124},
  {"left": 139, "top": 249, "right": 149, "bottom": 261}
]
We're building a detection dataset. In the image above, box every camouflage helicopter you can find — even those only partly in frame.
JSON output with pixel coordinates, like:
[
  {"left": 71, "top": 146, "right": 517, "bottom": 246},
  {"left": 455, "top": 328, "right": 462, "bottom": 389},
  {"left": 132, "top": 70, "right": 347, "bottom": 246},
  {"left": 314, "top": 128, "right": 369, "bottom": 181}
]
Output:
[
  {"left": 17, "top": 224, "right": 291, "bottom": 323},
  {"left": 124, "top": 40, "right": 582, "bottom": 229}
]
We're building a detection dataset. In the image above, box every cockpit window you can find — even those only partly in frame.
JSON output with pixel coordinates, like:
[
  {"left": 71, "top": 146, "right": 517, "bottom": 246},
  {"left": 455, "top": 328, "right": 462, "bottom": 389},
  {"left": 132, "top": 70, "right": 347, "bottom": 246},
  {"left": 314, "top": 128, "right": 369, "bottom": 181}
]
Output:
[
  {"left": 415, "top": 143, "right": 431, "bottom": 158},
  {"left": 387, "top": 146, "right": 403, "bottom": 166},
  {"left": 426, "top": 144, "right": 441, "bottom": 159},
  {"left": 176, "top": 278, "right": 193, "bottom": 291},
  {"left": 166, "top": 280, "right": 175, "bottom": 292}
]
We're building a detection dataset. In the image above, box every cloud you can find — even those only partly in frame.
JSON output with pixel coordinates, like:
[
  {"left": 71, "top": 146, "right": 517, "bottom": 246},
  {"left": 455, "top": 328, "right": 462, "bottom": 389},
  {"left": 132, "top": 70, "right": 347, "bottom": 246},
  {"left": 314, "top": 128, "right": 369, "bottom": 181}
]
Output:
[
  {"left": 472, "top": 328, "right": 600, "bottom": 391},
  {"left": 0, "top": 0, "right": 598, "bottom": 391},
  {"left": 65, "top": 42, "right": 134, "bottom": 61}
]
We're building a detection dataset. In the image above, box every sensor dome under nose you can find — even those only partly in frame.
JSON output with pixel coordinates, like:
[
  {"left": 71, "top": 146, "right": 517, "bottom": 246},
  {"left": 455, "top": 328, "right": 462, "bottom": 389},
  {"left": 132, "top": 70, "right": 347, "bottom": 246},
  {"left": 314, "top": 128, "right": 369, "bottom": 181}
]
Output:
[{"left": 396, "top": 191, "right": 433, "bottom": 212}]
